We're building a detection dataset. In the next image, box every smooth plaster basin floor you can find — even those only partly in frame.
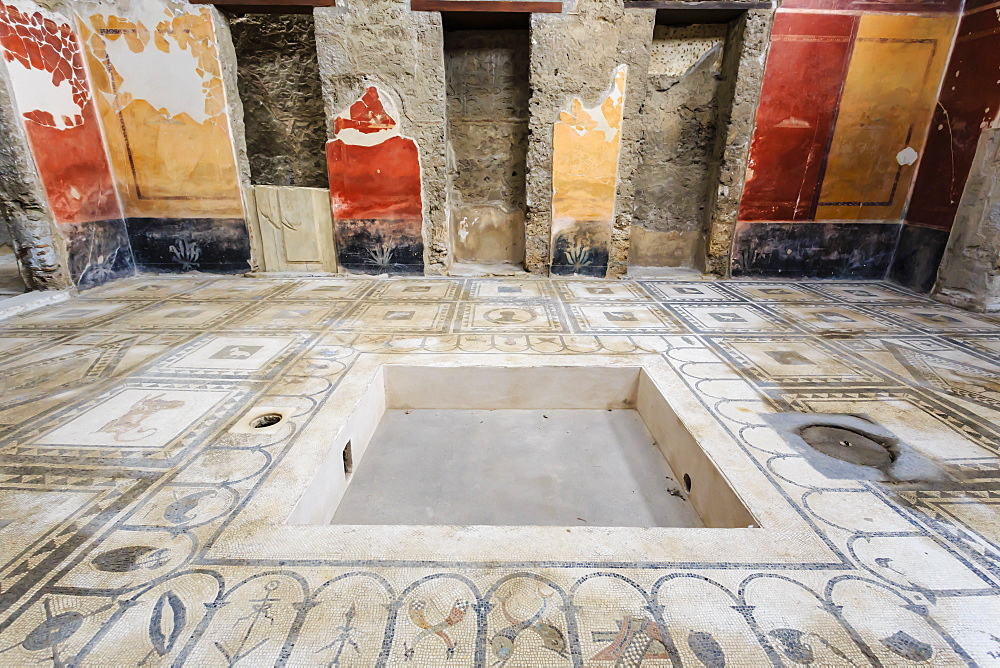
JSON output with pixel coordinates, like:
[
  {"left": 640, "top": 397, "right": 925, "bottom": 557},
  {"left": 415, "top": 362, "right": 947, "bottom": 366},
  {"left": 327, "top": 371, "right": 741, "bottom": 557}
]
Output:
[
  {"left": 0, "top": 274, "right": 999, "bottom": 666},
  {"left": 331, "top": 409, "right": 702, "bottom": 527}
]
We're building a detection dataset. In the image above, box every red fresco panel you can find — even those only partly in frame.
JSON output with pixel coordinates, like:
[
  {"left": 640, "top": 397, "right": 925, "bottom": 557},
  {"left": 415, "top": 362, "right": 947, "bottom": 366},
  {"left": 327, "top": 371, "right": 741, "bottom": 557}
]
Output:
[
  {"left": 326, "top": 86, "right": 424, "bottom": 272},
  {"left": 327, "top": 137, "right": 422, "bottom": 221},
  {"left": 906, "top": 5, "right": 1000, "bottom": 230},
  {"left": 0, "top": 1, "right": 121, "bottom": 225},
  {"left": 738, "top": 12, "right": 856, "bottom": 222},
  {"left": 24, "top": 102, "right": 121, "bottom": 225}
]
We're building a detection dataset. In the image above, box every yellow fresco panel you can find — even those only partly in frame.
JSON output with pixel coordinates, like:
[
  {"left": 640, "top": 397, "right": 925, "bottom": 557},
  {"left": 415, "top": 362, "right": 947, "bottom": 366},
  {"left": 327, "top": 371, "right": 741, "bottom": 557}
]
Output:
[
  {"left": 816, "top": 14, "right": 956, "bottom": 221},
  {"left": 78, "top": 6, "right": 242, "bottom": 219},
  {"left": 550, "top": 66, "right": 626, "bottom": 274}
]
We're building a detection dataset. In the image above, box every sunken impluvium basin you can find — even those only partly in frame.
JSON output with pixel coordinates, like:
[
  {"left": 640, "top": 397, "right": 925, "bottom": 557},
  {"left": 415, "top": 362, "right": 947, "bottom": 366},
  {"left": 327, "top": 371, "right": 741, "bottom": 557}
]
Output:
[{"left": 289, "top": 365, "right": 756, "bottom": 529}]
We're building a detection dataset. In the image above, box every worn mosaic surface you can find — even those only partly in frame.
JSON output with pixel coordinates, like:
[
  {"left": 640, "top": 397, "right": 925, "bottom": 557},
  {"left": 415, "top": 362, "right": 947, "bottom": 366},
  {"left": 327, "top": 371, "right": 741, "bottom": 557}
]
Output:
[{"left": 0, "top": 274, "right": 999, "bottom": 665}]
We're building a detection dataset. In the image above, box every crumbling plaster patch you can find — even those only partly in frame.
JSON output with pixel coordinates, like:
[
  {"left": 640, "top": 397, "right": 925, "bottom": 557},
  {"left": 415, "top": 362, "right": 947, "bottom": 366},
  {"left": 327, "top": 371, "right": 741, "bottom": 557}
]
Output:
[
  {"left": 314, "top": 0, "right": 448, "bottom": 274},
  {"left": 527, "top": 0, "right": 655, "bottom": 277},
  {"left": 934, "top": 127, "right": 1000, "bottom": 312}
]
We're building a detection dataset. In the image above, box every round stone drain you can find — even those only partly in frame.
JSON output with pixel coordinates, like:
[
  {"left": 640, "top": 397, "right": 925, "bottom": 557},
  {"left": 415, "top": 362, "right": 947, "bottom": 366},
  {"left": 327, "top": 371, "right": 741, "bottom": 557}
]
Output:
[
  {"left": 800, "top": 425, "right": 893, "bottom": 468},
  {"left": 250, "top": 413, "right": 283, "bottom": 429}
]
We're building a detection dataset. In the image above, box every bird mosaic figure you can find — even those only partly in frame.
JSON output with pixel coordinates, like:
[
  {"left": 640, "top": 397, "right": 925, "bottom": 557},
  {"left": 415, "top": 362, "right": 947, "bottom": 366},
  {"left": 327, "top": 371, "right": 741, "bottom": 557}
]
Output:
[{"left": 403, "top": 598, "right": 469, "bottom": 659}]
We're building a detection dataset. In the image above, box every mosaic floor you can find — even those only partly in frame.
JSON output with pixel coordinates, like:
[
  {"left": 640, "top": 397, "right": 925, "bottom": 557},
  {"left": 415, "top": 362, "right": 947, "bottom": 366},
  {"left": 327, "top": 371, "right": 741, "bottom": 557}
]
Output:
[{"left": 0, "top": 274, "right": 998, "bottom": 666}]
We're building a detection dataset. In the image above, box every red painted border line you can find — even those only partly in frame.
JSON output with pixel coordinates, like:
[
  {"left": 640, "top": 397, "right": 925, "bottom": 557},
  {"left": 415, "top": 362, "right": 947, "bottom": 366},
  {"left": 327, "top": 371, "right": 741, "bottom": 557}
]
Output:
[{"left": 411, "top": 0, "right": 562, "bottom": 11}]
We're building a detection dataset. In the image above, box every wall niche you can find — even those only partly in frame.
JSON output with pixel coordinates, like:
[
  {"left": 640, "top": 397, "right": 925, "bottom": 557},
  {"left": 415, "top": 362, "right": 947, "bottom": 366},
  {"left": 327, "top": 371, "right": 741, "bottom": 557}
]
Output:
[
  {"left": 443, "top": 12, "right": 530, "bottom": 269},
  {"left": 630, "top": 20, "right": 730, "bottom": 270}
]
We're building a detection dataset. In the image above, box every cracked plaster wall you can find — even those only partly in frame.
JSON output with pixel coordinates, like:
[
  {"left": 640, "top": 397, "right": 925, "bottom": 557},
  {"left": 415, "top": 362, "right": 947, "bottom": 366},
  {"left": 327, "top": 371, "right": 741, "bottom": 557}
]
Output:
[
  {"left": 0, "top": 0, "right": 114, "bottom": 290},
  {"left": 314, "top": 0, "right": 447, "bottom": 274},
  {"left": 0, "top": 0, "right": 780, "bottom": 282},
  {"left": 934, "top": 126, "right": 1000, "bottom": 312}
]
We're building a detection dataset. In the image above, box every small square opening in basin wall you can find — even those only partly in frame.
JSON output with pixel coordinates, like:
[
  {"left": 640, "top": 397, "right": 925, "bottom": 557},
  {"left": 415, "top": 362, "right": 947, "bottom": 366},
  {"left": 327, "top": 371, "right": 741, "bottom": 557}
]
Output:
[{"left": 289, "top": 365, "right": 756, "bottom": 529}]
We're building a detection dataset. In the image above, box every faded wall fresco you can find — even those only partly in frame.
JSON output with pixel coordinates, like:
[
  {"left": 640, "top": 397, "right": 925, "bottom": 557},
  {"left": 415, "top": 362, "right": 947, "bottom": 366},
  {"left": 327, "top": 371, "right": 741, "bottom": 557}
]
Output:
[
  {"left": 327, "top": 86, "right": 424, "bottom": 274},
  {"left": 895, "top": 1, "right": 1000, "bottom": 291},
  {"left": 815, "top": 14, "right": 954, "bottom": 222},
  {"left": 550, "top": 65, "right": 627, "bottom": 277},
  {"left": 77, "top": 0, "right": 249, "bottom": 273},
  {"left": 0, "top": 0, "right": 132, "bottom": 287},
  {"left": 445, "top": 29, "right": 529, "bottom": 266},
  {"left": 734, "top": 4, "right": 958, "bottom": 280}
]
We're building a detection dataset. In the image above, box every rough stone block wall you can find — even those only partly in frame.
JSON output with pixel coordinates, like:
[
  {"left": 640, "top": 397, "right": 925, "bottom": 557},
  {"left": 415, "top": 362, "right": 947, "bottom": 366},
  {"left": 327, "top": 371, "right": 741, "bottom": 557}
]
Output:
[
  {"left": 445, "top": 30, "right": 529, "bottom": 265},
  {"left": 230, "top": 14, "right": 328, "bottom": 189},
  {"left": 702, "top": 8, "right": 773, "bottom": 276},
  {"left": 630, "top": 24, "right": 726, "bottom": 268},
  {"left": 934, "top": 127, "right": 1000, "bottom": 312},
  {"left": 314, "top": 0, "right": 448, "bottom": 273},
  {"left": 0, "top": 31, "right": 72, "bottom": 290},
  {"left": 526, "top": 0, "right": 655, "bottom": 276}
]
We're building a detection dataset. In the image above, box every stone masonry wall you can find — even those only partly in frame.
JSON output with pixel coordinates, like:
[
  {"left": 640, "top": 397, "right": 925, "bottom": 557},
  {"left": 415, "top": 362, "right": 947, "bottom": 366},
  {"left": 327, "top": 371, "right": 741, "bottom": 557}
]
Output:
[
  {"left": 314, "top": 0, "right": 448, "bottom": 273},
  {"left": 230, "top": 14, "right": 328, "bottom": 189},
  {"left": 445, "top": 29, "right": 529, "bottom": 265},
  {"left": 0, "top": 45, "right": 71, "bottom": 290},
  {"left": 526, "top": 0, "right": 655, "bottom": 276},
  {"left": 630, "top": 24, "right": 726, "bottom": 268},
  {"left": 702, "top": 8, "right": 774, "bottom": 276},
  {"left": 934, "top": 126, "right": 1000, "bottom": 312}
]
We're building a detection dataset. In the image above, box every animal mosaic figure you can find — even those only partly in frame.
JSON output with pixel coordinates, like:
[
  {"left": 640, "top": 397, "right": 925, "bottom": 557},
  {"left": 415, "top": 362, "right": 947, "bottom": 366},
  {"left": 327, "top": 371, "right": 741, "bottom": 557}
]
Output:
[
  {"left": 403, "top": 598, "right": 469, "bottom": 659},
  {"left": 490, "top": 586, "right": 568, "bottom": 665},
  {"left": 97, "top": 393, "right": 184, "bottom": 442},
  {"left": 590, "top": 615, "right": 672, "bottom": 664},
  {"left": 163, "top": 489, "right": 218, "bottom": 525},
  {"left": 768, "top": 628, "right": 858, "bottom": 665}
]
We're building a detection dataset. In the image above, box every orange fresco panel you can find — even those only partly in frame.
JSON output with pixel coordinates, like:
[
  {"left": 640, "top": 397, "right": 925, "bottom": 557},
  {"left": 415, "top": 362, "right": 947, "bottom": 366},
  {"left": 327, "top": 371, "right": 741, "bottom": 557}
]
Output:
[
  {"left": 550, "top": 66, "right": 626, "bottom": 276},
  {"left": 815, "top": 14, "right": 957, "bottom": 221},
  {"left": 77, "top": 8, "right": 242, "bottom": 219}
]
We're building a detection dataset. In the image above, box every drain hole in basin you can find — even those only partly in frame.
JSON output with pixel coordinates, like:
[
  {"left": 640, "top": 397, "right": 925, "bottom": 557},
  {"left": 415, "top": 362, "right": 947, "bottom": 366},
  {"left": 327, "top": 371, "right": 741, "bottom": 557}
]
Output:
[
  {"left": 800, "top": 425, "right": 893, "bottom": 468},
  {"left": 683, "top": 473, "right": 692, "bottom": 493},
  {"left": 251, "top": 413, "right": 283, "bottom": 429}
]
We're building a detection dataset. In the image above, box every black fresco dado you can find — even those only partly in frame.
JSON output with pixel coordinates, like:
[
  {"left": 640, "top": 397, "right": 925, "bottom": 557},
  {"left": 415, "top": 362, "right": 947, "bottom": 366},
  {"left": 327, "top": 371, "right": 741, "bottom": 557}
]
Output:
[
  {"left": 126, "top": 218, "right": 252, "bottom": 274},
  {"left": 889, "top": 223, "right": 951, "bottom": 293},
  {"left": 731, "top": 221, "right": 901, "bottom": 279},
  {"left": 63, "top": 218, "right": 135, "bottom": 289}
]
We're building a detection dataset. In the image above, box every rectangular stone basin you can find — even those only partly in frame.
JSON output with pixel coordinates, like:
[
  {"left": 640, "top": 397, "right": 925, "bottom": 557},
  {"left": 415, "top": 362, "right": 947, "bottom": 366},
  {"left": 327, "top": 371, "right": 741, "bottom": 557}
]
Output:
[{"left": 289, "top": 365, "right": 756, "bottom": 529}]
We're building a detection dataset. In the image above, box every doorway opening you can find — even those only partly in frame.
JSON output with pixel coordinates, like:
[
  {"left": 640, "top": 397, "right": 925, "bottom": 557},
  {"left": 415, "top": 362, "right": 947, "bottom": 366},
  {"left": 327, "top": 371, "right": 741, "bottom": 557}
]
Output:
[
  {"left": 629, "top": 12, "right": 741, "bottom": 273},
  {"left": 443, "top": 12, "right": 531, "bottom": 274}
]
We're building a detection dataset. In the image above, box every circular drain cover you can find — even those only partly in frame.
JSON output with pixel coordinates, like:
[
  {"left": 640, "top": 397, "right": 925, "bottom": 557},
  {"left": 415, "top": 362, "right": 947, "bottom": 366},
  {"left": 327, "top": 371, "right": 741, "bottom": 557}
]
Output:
[{"left": 800, "top": 425, "right": 892, "bottom": 468}]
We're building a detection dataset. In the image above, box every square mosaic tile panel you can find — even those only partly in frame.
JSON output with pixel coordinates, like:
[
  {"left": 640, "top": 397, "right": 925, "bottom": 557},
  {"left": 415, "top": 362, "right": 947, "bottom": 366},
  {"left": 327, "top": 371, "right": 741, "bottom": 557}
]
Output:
[{"left": 0, "top": 275, "right": 998, "bottom": 666}]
